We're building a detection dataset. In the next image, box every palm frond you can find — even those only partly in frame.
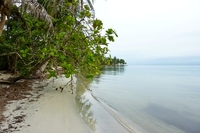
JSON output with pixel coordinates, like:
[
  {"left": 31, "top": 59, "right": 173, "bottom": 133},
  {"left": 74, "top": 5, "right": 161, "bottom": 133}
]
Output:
[
  {"left": 11, "top": 0, "right": 53, "bottom": 30},
  {"left": 23, "top": 0, "right": 53, "bottom": 29},
  {"left": 86, "top": 0, "right": 95, "bottom": 18},
  {"left": 86, "top": 0, "right": 94, "bottom": 11}
]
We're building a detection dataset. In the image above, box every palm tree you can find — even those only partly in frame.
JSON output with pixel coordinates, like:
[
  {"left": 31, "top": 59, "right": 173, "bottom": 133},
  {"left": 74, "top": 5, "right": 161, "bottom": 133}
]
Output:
[
  {"left": 0, "top": 0, "right": 96, "bottom": 36},
  {"left": 40, "top": 0, "right": 95, "bottom": 18},
  {"left": 0, "top": 0, "right": 53, "bottom": 36}
]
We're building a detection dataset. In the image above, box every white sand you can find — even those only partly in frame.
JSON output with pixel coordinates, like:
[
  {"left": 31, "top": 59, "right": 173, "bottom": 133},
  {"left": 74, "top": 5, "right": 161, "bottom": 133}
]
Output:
[{"left": 1, "top": 76, "right": 92, "bottom": 133}]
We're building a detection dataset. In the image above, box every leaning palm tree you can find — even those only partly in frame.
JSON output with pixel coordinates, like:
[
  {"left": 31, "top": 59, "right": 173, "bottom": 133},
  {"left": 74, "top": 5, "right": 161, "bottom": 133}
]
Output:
[
  {"left": 0, "top": 0, "right": 96, "bottom": 36},
  {"left": 0, "top": 0, "right": 97, "bottom": 83},
  {"left": 0, "top": 0, "right": 53, "bottom": 36}
]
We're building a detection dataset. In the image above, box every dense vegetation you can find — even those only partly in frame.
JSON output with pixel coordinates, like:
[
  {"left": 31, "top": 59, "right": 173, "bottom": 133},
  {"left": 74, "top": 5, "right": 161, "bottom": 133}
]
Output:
[{"left": 0, "top": 0, "right": 118, "bottom": 82}]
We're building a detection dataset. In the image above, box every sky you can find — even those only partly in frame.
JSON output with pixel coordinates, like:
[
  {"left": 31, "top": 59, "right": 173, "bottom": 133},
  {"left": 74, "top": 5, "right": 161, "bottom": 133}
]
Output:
[{"left": 94, "top": 0, "right": 200, "bottom": 64}]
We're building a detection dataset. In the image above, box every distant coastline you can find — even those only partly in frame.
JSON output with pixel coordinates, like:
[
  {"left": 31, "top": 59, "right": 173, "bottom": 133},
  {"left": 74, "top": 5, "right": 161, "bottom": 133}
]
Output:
[{"left": 130, "top": 56, "right": 200, "bottom": 65}]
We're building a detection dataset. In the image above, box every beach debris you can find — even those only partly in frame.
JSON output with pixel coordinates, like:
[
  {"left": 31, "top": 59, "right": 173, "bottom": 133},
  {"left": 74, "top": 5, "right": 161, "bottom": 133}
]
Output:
[
  {"left": 13, "top": 115, "right": 25, "bottom": 123},
  {"left": 13, "top": 106, "right": 22, "bottom": 111},
  {"left": 0, "top": 79, "right": 43, "bottom": 133},
  {"left": 55, "top": 75, "right": 75, "bottom": 93},
  {"left": 29, "top": 99, "right": 34, "bottom": 102},
  {"left": 55, "top": 86, "right": 64, "bottom": 92}
]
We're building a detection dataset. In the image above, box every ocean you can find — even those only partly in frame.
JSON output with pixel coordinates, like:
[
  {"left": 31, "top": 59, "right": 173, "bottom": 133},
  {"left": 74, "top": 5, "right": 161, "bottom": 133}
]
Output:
[{"left": 75, "top": 65, "right": 200, "bottom": 133}]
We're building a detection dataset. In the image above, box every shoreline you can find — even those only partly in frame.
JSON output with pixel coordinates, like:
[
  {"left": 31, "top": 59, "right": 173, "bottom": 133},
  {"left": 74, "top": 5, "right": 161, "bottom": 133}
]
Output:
[
  {"left": 75, "top": 78, "right": 146, "bottom": 133},
  {"left": 1, "top": 76, "right": 92, "bottom": 133},
  {"left": 1, "top": 74, "right": 142, "bottom": 133}
]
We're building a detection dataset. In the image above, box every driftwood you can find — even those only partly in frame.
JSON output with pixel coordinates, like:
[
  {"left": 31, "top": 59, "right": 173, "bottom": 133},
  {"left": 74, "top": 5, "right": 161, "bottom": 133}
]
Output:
[
  {"left": 0, "top": 80, "right": 16, "bottom": 84},
  {"left": 0, "top": 75, "right": 42, "bottom": 84}
]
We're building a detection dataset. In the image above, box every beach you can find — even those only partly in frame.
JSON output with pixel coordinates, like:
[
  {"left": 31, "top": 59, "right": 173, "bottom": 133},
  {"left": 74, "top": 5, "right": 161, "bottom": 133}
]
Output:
[
  {"left": 0, "top": 75, "right": 93, "bottom": 133},
  {"left": 0, "top": 75, "right": 137, "bottom": 133}
]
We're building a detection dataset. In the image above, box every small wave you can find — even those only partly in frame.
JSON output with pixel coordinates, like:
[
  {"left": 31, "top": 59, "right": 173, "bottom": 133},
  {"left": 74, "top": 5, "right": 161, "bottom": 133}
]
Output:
[{"left": 91, "top": 93, "right": 136, "bottom": 133}]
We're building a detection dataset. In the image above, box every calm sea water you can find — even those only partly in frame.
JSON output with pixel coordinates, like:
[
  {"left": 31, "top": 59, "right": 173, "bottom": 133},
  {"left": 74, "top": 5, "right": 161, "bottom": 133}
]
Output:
[{"left": 75, "top": 65, "right": 200, "bottom": 133}]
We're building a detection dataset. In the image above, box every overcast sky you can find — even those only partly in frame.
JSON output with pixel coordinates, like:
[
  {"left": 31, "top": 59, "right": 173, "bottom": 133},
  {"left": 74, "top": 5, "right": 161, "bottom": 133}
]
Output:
[{"left": 94, "top": 0, "right": 200, "bottom": 64}]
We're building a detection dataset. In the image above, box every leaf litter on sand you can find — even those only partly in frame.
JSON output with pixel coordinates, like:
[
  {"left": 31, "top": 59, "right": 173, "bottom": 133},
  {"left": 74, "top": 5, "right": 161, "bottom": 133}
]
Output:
[{"left": 0, "top": 79, "right": 46, "bottom": 133}]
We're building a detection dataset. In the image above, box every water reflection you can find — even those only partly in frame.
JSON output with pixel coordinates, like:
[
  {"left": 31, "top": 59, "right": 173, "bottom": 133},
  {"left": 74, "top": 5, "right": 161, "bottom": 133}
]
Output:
[
  {"left": 93, "top": 65, "right": 126, "bottom": 85},
  {"left": 75, "top": 75, "right": 97, "bottom": 131},
  {"left": 101, "top": 65, "right": 126, "bottom": 75},
  {"left": 74, "top": 75, "right": 134, "bottom": 133}
]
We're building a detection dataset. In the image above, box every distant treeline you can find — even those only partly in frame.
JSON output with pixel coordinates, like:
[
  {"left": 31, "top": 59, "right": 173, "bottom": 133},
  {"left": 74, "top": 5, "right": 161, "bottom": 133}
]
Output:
[{"left": 103, "top": 56, "right": 126, "bottom": 65}]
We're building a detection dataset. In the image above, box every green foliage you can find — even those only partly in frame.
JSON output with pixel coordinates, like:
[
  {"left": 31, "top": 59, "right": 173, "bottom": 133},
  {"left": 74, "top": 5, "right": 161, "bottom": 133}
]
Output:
[
  {"left": 0, "top": 0, "right": 118, "bottom": 79},
  {"left": 48, "top": 70, "right": 57, "bottom": 78}
]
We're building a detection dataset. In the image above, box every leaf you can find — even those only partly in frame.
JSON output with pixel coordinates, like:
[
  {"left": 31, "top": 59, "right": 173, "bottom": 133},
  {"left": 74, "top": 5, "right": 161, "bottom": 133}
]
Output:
[
  {"left": 65, "top": 73, "right": 70, "bottom": 78},
  {"left": 84, "top": 5, "right": 90, "bottom": 10},
  {"left": 106, "top": 29, "right": 113, "bottom": 34},
  {"left": 59, "top": 54, "right": 66, "bottom": 61},
  {"left": 20, "top": 50, "right": 25, "bottom": 53},
  {"left": 108, "top": 36, "right": 114, "bottom": 42},
  {"left": 50, "top": 52, "right": 54, "bottom": 56},
  {"left": 22, "top": 54, "right": 26, "bottom": 57},
  {"left": 86, "top": 11, "right": 91, "bottom": 18},
  {"left": 42, "top": 48, "right": 47, "bottom": 53},
  {"left": 40, "top": 54, "right": 45, "bottom": 59},
  {"left": 48, "top": 70, "right": 57, "bottom": 78},
  {"left": 61, "top": 61, "right": 68, "bottom": 69},
  {"left": 112, "top": 29, "right": 118, "bottom": 37},
  {"left": 21, "top": 37, "right": 25, "bottom": 43},
  {"left": 99, "top": 37, "right": 105, "bottom": 44}
]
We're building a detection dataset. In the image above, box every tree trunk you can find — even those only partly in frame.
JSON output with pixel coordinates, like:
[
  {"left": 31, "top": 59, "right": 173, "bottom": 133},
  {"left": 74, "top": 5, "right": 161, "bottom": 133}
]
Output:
[
  {"left": 0, "top": 13, "right": 6, "bottom": 36},
  {"left": 0, "top": 55, "right": 51, "bottom": 84},
  {"left": 13, "top": 53, "right": 18, "bottom": 73},
  {"left": 30, "top": 56, "right": 51, "bottom": 77}
]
